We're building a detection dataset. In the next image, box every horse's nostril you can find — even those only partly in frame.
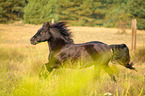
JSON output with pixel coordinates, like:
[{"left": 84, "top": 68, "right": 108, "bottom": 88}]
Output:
[
  {"left": 30, "top": 38, "right": 33, "bottom": 42},
  {"left": 30, "top": 38, "right": 35, "bottom": 44}
]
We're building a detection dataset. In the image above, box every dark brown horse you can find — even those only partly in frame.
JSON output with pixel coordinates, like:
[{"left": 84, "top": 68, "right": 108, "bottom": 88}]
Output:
[{"left": 30, "top": 22, "right": 116, "bottom": 81}]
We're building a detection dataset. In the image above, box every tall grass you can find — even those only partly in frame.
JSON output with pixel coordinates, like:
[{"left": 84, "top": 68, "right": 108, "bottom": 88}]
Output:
[
  {"left": 133, "top": 47, "right": 145, "bottom": 63},
  {"left": 0, "top": 24, "right": 145, "bottom": 96}
]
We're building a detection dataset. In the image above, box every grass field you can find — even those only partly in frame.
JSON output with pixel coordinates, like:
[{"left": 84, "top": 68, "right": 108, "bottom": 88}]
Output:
[{"left": 0, "top": 23, "right": 145, "bottom": 96}]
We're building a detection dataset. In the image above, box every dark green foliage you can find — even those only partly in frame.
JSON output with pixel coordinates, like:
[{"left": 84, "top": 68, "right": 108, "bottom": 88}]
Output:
[
  {"left": 24, "top": 0, "right": 59, "bottom": 24},
  {"left": 74, "top": 0, "right": 104, "bottom": 26},
  {"left": 0, "top": 0, "right": 145, "bottom": 29},
  {"left": 0, "top": 0, "right": 26, "bottom": 23},
  {"left": 137, "top": 19, "right": 145, "bottom": 30},
  {"left": 104, "top": 2, "right": 131, "bottom": 33},
  {"left": 24, "top": 0, "right": 105, "bottom": 26},
  {"left": 103, "top": 0, "right": 145, "bottom": 30},
  {"left": 129, "top": 0, "right": 145, "bottom": 30},
  {"left": 23, "top": 0, "right": 145, "bottom": 29}
]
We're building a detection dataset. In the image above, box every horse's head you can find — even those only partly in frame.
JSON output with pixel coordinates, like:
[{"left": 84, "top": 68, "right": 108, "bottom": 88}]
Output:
[
  {"left": 30, "top": 22, "right": 73, "bottom": 45},
  {"left": 30, "top": 22, "right": 51, "bottom": 45}
]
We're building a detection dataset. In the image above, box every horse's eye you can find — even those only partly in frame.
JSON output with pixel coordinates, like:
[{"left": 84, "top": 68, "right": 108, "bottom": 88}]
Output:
[
  {"left": 44, "top": 29, "right": 47, "bottom": 32},
  {"left": 40, "top": 30, "right": 46, "bottom": 34}
]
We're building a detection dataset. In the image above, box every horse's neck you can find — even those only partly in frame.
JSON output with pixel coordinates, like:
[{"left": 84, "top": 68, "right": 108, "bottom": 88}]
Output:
[{"left": 47, "top": 38, "right": 71, "bottom": 52}]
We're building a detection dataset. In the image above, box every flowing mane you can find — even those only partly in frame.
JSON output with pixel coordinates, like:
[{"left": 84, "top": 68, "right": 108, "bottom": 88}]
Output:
[{"left": 51, "top": 22, "right": 73, "bottom": 43}]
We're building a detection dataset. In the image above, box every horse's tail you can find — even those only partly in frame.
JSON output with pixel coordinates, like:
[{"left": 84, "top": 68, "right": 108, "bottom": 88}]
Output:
[
  {"left": 125, "top": 62, "right": 137, "bottom": 71},
  {"left": 109, "top": 44, "right": 127, "bottom": 62},
  {"left": 109, "top": 44, "right": 137, "bottom": 71}
]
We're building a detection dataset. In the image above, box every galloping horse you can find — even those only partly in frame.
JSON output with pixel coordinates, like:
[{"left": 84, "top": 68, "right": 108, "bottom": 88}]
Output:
[{"left": 30, "top": 22, "right": 116, "bottom": 81}]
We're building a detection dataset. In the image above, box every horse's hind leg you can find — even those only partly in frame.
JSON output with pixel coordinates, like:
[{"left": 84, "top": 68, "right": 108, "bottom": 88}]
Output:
[
  {"left": 104, "top": 65, "right": 116, "bottom": 82},
  {"left": 94, "top": 65, "right": 102, "bottom": 80}
]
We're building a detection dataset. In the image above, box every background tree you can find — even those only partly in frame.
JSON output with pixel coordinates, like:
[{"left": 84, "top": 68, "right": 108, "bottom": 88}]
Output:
[
  {"left": 129, "top": 0, "right": 145, "bottom": 30},
  {"left": 24, "top": 0, "right": 59, "bottom": 24},
  {"left": 104, "top": 0, "right": 145, "bottom": 30},
  {"left": 57, "top": 0, "right": 84, "bottom": 25},
  {"left": 104, "top": 3, "right": 131, "bottom": 33},
  {"left": 77, "top": 0, "right": 104, "bottom": 26},
  {"left": 0, "top": 0, "right": 144, "bottom": 30},
  {"left": 0, "top": 0, "right": 25, "bottom": 23},
  {"left": 57, "top": 0, "right": 105, "bottom": 26}
]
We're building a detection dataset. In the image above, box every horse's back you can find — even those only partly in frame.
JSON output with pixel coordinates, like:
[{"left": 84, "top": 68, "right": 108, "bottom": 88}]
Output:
[
  {"left": 82, "top": 41, "right": 110, "bottom": 52},
  {"left": 75, "top": 41, "right": 111, "bottom": 61}
]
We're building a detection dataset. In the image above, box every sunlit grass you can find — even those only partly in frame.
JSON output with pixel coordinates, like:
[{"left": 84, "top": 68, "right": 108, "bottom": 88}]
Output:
[{"left": 0, "top": 24, "right": 145, "bottom": 96}]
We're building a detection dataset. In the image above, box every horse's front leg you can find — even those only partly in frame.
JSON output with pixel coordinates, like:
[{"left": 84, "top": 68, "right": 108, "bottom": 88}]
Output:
[
  {"left": 39, "top": 62, "right": 58, "bottom": 79},
  {"left": 45, "top": 62, "right": 59, "bottom": 73},
  {"left": 39, "top": 63, "right": 50, "bottom": 79},
  {"left": 44, "top": 61, "right": 60, "bottom": 77},
  {"left": 104, "top": 65, "right": 116, "bottom": 82}
]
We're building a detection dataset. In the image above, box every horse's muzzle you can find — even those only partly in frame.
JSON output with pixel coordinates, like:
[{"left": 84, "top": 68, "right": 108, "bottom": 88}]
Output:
[{"left": 30, "top": 38, "right": 36, "bottom": 45}]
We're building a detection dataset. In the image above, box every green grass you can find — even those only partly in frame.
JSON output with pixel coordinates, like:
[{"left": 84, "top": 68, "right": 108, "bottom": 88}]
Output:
[{"left": 0, "top": 24, "right": 145, "bottom": 96}]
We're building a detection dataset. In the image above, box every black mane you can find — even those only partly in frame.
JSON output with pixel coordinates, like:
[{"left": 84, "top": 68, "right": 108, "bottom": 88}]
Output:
[{"left": 51, "top": 22, "right": 73, "bottom": 43}]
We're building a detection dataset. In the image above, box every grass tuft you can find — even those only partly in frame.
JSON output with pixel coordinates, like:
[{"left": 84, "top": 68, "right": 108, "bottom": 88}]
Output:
[{"left": 134, "top": 47, "right": 145, "bottom": 63}]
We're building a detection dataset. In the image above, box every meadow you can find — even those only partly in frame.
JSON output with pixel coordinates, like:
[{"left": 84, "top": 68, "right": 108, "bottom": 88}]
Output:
[{"left": 0, "top": 23, "right": 145, "bottom": 96}]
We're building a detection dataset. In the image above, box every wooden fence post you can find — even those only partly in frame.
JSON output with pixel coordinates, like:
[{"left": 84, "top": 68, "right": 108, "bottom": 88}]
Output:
[{"left": 131, "top": 19, "right": 137, "bottom": 52}]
